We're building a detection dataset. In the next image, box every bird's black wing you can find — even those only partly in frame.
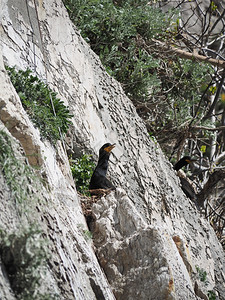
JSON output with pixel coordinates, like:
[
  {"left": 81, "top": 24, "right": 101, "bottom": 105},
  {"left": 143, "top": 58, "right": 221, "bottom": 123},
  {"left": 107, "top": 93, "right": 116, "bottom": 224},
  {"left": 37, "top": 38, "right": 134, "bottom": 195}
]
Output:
[{"left": 89, "top": 171, "right": 115, "bottom": 190}]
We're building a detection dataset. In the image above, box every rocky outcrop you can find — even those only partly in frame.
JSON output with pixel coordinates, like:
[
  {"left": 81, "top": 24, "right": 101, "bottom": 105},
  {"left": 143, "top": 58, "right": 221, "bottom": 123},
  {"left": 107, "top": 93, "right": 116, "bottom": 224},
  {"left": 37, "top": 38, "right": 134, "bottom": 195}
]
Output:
[
  {"left": 92, "top": 189, "right": 224, "bottom": 299},
  {"left": 0, "top": 0, "right": 224, "bottom": 299},
  {"left": 92, "top": 190, "right": 175, "bottom": 300},
  {"left": 0, "top": 5, "right": 115, "bottom": 296}
]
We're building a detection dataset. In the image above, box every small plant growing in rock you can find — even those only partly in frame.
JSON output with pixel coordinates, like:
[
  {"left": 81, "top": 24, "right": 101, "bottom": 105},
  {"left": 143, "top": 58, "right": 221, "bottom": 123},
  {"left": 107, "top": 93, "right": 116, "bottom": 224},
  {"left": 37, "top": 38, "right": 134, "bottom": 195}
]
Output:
[
  {"left": 70, "top": 154, "right": 95, "bottom": 194},
  {"left": 196, "top": 265, "right": 208, "bottom": 284},
  {"left": 83, "top": 230, "right": 93, "bottom": 241},
  {"left": 195, "top": 265, "right": 217, "bottom": 300},
  {"left": 77, "top": 224, "right": 93, "bottom": 241},
  {"left": 208, "top": 290, "right": 216, "bottom": 300},
  {"left": 6, "top": 66, "right": 73, "bottom": 145}
]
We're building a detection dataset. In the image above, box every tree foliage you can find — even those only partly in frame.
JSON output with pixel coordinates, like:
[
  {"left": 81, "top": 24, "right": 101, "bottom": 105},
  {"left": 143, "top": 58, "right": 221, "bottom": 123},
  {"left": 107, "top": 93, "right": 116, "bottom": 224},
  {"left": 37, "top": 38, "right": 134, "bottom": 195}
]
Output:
[
  {"left": 6, "top": 66, "right": 73, "bottom": 145},
  {"left": 158, "top": 0, "right": 225, "bottom": 245},
  {"left": 63, "top": 0, "right": 174, "bottom": 101},
  {"left": 63, "top": 0, "right": 225, "bottom": 246}
]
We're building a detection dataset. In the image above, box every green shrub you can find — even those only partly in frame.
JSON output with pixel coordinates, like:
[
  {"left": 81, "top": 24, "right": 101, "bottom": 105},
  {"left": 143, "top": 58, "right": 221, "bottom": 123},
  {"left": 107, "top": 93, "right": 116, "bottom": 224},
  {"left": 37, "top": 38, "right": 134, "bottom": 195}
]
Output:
[
  {"left": 160, "top": 59, "right": 213, "bottom": 126},
  {"left": 63, "top": 0, "right": 173, "bottom": 102},
  {"left": 70, "top": 154, "right": 95, "bottom": 194},
  {"left": 63, "top": 0, "right": 214, "bottom": 153},
  {"left": 6, "top": 66, "right": 73, "bottom": 145}
]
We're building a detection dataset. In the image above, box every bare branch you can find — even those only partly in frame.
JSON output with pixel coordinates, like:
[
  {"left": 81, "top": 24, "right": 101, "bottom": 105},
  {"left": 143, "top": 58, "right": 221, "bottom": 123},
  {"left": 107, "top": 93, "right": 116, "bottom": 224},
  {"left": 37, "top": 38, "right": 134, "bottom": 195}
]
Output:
[
  {"left": 208, "top": 9, "right": 225, "bottom": 36},
  {"left": 222, "top": 107, "right": 225, "bottom": 147},
  {"left": 214, "top": 151, "right": 225, "bottom": 165},
  {"left": 203, "top": 69, "right": 225, "bottom": 120},
  {"left": 197, "top": 169, "right": 225, "bottom": 205},
  {"left": 193, "top": 125, "right": 225, "bottom": 131},
  {"left": 152, "top": 39, "right": 225, "bottom": 68}
]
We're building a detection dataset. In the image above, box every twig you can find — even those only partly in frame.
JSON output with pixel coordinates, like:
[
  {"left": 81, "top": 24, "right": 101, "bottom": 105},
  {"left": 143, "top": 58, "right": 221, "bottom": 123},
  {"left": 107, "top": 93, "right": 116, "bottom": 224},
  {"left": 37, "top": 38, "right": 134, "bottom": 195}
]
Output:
[
  {"left": 152, "top": 39, "right": 225, "bottom": 68},
  {"left": 203, "top": 69, "right": 225, "bottom": 120},
  {"left": 192, "top": 125, "right": 225, "bottom": 131}
]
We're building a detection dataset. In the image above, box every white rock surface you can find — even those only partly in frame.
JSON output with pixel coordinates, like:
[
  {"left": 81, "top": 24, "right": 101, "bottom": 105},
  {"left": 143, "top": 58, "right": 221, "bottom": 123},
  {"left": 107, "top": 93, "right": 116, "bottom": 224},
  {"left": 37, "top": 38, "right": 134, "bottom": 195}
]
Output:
[
  {"left": 92, "top": 189, "right": 224, "bottom": 299},
  {"left": 0, "top": 0, "right": 224, "bottom": 299}
]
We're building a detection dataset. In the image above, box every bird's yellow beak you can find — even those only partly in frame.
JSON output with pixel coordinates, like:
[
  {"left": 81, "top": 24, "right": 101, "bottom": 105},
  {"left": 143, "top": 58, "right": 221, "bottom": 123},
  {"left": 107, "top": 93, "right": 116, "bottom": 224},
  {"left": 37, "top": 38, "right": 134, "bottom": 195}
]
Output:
[{"left": 104, "top": 144, "right": 116, "bottom": 152}]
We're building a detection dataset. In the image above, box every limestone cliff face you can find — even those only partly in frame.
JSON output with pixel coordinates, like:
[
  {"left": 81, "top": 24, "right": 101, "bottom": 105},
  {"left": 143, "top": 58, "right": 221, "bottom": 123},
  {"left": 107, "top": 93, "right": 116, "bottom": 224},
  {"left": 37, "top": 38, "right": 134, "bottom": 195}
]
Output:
[{"left": 0, "top": 0, "right": 224, "bottom": 299}]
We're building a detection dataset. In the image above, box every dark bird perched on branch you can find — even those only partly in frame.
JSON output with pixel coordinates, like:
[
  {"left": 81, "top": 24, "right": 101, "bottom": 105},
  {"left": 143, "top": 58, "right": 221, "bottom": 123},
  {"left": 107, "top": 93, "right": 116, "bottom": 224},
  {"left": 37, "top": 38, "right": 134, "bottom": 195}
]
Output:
[
  {"left": 173, "top": 156, "right": 197, "bottom": 200},
  {"left": 173, "top": 156, "right": 193, "bottom": 171},
  {"left": 89, "top": 143, "right": 116, "bottom": 193}
]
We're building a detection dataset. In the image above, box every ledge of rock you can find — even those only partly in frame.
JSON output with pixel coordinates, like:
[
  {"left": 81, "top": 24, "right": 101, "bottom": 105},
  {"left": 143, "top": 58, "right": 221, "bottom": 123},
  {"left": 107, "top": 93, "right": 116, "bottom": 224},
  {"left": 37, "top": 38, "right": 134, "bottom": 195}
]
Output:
[{"left": 91, "top": 189, "right": 224, "bottom": 299}]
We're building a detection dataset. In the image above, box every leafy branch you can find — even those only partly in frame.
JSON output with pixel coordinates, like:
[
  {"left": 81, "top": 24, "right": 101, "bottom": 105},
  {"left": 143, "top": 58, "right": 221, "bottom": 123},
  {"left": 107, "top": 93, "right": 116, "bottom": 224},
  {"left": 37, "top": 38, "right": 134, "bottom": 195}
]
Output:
[{"left": 6, "top": 66, "right": 73, "bottom": 145}]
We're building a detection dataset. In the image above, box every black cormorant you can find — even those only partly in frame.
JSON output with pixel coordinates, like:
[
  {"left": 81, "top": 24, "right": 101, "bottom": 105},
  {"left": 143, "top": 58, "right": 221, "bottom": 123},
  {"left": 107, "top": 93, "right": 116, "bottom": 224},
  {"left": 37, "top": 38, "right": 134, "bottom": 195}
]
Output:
[
  {"left": 173, "top": 156, "right": 197, "bottom": 200},
  {"left": 173, "top": 156, "right": 193, "bottom": 171},
  {"left": 89, "top": 143, "right": 116, "bottom": 192}
]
